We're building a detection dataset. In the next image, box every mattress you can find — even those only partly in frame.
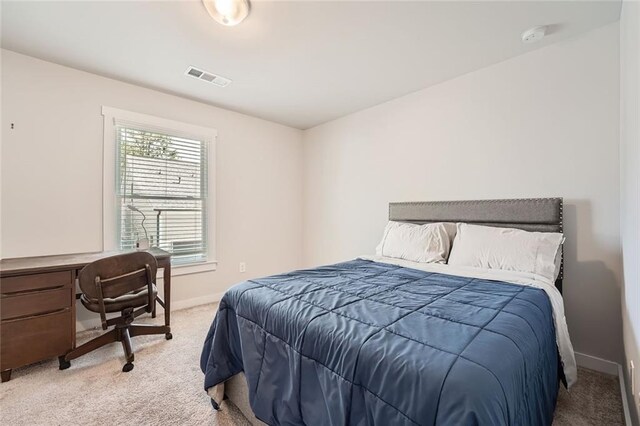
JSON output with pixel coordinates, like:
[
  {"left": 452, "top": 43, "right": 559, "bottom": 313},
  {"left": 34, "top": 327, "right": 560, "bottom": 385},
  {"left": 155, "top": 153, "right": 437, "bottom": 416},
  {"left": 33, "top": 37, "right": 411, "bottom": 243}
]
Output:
[{"left": 200, "top": 259, "right": 568, "bottom": 425}]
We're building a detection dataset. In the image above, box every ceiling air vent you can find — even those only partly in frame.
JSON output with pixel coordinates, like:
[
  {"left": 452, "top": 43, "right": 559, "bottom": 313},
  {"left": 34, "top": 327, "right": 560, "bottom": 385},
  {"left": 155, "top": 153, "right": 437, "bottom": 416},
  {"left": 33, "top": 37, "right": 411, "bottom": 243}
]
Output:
[{"left": 185, "top": 66, "right": 232, "bottom": 88}]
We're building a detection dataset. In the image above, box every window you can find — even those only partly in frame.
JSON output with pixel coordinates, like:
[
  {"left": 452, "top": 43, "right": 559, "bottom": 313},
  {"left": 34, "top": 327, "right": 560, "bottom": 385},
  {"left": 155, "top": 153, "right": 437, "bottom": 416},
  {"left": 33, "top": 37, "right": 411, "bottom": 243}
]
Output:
[
  {"left": 117, "top": 126, "right": 208, "bottom": 263},
  {"left": 103, "top": 107, "right": 216, "bottom": 272}
]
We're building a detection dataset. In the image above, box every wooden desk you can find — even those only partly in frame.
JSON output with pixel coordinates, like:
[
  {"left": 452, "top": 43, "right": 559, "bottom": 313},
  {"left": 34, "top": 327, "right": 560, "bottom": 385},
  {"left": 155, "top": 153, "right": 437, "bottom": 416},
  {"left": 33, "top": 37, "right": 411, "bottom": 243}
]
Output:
[{"left": 0, "top": 248, "right": 172, "bottom": 382}]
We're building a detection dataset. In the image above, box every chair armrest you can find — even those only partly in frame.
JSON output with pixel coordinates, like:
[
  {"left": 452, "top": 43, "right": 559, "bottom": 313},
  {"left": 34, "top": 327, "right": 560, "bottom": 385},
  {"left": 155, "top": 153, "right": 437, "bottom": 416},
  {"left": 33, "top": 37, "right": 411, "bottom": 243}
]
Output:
[{"left": 94, "top": 276, "right": 108, "bottom": 330}]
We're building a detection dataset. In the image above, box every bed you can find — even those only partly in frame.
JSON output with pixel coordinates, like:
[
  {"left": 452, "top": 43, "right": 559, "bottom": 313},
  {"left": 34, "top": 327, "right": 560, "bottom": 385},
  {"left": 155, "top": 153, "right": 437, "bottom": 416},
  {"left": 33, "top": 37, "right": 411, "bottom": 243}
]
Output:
[{"left": 200, "top": 198, "right": 576, "bottom": 425}]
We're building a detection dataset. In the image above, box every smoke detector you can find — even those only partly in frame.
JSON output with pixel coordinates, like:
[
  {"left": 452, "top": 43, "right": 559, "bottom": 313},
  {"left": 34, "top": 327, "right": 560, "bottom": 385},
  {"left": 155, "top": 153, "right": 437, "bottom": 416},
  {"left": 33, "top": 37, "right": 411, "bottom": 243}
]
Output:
[
  {"left": 185, "top": 66, "right": 232, "bottom": 87},
  {"left": 521, "top": 26, "right": 547, "bottom": 44}
]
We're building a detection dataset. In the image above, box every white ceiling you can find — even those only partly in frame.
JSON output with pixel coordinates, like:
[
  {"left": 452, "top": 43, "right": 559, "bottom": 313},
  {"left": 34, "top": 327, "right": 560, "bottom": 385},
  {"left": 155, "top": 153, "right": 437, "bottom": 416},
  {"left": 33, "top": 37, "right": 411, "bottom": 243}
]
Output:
[{"left": 1, "top": 1, "right": 621, "bottom": 129}]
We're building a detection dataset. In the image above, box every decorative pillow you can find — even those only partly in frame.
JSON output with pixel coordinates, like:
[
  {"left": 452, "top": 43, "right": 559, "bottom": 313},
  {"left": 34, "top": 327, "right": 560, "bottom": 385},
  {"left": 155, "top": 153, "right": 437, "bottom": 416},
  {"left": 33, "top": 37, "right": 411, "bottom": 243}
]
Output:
[
  {"left": 376, "top": 221, "right": 451, "bottom": 263},
  {"left": 447, "top": 223, "right": 564, "bottom": 281}
]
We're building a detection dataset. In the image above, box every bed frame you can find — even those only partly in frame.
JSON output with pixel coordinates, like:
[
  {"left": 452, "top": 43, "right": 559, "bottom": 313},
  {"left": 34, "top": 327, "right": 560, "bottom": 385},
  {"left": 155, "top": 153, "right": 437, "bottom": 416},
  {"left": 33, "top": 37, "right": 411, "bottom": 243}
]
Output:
[{"left": 218, "top": 197, "right": 564, "bottom": 424}]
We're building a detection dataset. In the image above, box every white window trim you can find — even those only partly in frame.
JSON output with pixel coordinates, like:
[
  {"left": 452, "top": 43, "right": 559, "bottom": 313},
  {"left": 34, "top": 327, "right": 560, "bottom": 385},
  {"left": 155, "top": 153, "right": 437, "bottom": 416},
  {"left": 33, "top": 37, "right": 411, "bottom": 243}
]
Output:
[{"left": 102, "top": 106, "right": 217, "bottom": 276}]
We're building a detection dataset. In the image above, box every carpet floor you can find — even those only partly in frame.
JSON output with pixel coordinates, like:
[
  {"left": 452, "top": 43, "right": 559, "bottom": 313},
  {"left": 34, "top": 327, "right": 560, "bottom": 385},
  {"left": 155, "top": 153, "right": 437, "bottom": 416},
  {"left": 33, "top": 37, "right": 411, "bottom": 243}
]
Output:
[{"left": 0, "top": 303, "right": 625, "bottom": 425}]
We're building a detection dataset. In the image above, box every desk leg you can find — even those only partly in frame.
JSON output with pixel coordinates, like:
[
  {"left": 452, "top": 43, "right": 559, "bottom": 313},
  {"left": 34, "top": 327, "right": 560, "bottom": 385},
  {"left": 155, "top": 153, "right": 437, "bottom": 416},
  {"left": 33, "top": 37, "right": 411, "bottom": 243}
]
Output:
[{"left": 163, "top": 261, "right": 172, "bottom": 340}]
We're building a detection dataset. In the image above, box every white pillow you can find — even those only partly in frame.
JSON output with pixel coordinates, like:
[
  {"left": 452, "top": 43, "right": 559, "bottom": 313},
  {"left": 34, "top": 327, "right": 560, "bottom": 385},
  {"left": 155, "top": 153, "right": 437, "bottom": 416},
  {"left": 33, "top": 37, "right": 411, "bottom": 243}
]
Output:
[
  {"left": 447, "top": 223, "right": 564, "bottom": 281},
  {"left": 376, "top": 221, "right": 451, "bottom": 263}
]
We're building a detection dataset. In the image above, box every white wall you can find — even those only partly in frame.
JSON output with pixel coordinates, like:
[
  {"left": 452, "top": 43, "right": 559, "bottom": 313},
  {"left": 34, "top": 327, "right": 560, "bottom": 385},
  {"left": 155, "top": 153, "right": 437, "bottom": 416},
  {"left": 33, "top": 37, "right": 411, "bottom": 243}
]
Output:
[
  {"left": 0, "top": 20, "right": 629, "bottom": 373},
  {"left": 620, "top": 0, "right": 640, "bottom": 420},
  {"left": 1, "top": 50, "right": 303, "bottom": 324},
  {"left": 303, "top": 23, "right": 623, "bottom": 364}
]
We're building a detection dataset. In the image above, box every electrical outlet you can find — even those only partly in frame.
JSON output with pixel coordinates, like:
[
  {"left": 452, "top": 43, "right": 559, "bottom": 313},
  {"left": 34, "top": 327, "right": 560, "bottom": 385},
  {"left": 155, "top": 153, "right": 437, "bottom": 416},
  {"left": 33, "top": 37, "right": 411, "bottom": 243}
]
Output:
[{"left": 239, "top": 262, "right": 246, "bottom": 273}]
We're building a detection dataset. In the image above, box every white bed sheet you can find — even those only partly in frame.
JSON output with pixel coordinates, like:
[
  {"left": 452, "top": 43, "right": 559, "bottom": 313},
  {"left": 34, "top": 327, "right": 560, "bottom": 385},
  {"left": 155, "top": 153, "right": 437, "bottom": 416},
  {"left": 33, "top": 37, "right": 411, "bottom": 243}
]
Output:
[{"left": 359, "top": 255, "right": 577, "bottom": 388}]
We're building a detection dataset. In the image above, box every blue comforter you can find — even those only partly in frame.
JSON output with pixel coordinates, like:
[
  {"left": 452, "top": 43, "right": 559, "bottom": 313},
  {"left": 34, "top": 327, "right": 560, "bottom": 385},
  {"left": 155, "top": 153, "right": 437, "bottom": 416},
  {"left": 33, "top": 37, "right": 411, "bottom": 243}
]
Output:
[{"left": 201, "top": 259, "right": 559, "bottom": 425}]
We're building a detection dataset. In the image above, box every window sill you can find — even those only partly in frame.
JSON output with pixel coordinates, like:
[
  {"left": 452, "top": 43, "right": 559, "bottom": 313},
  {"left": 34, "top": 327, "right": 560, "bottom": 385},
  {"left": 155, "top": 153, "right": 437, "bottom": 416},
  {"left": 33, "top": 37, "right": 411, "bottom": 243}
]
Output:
[{"left": 160, "top": 260, "right": 218, "bottom": 277}]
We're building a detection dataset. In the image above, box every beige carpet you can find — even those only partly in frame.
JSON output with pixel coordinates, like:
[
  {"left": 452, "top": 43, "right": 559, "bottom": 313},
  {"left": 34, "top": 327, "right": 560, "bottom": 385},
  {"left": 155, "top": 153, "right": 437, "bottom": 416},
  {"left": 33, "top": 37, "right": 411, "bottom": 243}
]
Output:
[
  {"left": 554, "top": 367, "right": 625, "bottom": 426},
  {"left": 0, "top": 303, "right": 625, "bottom": 425}
]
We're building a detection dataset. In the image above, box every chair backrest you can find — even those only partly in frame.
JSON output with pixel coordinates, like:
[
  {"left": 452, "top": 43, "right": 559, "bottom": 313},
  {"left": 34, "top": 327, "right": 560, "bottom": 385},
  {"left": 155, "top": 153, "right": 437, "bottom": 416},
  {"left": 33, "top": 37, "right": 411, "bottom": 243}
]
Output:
[{"left": 78, "top": 252, "right": 158, "bottom": 300}]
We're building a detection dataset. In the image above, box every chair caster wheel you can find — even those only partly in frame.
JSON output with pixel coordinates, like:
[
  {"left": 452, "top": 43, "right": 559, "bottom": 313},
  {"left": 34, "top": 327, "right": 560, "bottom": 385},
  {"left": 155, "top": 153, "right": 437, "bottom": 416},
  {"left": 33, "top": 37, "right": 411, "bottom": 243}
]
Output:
[
  {"left": 58, "top": 357, "right": 71, "bottom": 370},
  {"left": 165, "top": 332, "right": 173, "bottom": 340},
  {"left": 122, "top": 362, "right": 134, "bottom": 372}
]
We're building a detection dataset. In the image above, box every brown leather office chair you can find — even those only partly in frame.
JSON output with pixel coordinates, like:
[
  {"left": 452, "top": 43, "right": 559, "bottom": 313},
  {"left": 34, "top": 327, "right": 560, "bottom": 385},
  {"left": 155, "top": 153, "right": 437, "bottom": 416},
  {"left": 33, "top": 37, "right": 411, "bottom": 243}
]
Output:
[{"left": 59, "top": 252, "right": 171, "bottom": 373}]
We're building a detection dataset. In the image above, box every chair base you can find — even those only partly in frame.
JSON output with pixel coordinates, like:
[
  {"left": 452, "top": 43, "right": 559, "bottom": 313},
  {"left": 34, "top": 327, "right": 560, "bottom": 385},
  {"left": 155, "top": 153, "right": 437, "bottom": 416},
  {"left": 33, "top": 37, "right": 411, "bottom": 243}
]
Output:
[{"left": 61, "top": 324, "right": 170, "bottom": 372}]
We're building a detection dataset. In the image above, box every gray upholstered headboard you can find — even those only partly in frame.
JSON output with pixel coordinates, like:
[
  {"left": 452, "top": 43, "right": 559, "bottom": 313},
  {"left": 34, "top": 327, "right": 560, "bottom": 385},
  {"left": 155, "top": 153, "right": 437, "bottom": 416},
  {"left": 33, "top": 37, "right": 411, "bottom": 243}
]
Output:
[{"left": 389, "top": 198, "right": 564, "bottom": 292}]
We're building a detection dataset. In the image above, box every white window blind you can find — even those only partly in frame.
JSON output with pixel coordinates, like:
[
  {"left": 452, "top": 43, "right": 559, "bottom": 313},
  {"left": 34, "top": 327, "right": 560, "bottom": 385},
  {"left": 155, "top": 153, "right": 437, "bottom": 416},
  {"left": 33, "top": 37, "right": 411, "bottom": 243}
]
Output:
[{"left": 116, "top": 124, "right": 208, "bottom": 264}]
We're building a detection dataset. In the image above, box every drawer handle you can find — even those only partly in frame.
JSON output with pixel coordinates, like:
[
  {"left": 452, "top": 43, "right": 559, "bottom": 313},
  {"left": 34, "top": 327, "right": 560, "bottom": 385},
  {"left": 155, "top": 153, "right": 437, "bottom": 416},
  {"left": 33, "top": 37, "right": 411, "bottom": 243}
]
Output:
[
  {"left": 2, "top": 308, "right": 70, "bottom": 323},
  {"left": 1, "top": 285, "right": 65, "bottom": 297}
]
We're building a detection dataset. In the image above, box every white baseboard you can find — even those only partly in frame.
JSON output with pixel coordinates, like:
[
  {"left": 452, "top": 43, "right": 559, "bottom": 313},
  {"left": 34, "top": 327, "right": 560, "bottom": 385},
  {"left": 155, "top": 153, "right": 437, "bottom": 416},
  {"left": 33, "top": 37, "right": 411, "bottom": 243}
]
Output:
[
  {"left": 75, "top": 291, "right": 224, "bottom": 332},
  {"left": 618, "top": 364, "right": 633, "bottom": 426},
  {"left": 575, "top": 351, "right": 619, "bottom": 375},
  {"left": 575, "top": 352, "right": 632, "bottom": 425},
  {"left": 170, "top": 292, "right": 224, "bottom": 311}
]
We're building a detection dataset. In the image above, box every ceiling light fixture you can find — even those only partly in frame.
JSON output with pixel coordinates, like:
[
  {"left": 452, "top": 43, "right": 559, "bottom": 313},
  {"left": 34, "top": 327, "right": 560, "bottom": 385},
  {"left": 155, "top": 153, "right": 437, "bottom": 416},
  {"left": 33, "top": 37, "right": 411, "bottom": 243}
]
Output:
[{"left": 203, "top": 0, "right": 251, "bottom": 26}]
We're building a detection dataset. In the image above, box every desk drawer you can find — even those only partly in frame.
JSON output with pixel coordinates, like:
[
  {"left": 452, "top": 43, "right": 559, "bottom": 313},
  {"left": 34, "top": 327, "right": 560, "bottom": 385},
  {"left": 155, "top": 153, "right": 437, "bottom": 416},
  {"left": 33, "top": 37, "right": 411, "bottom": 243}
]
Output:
[
  {"left": 1, "top": 271, "right": 73, "bottom": 294},
  {"left": 0, "top": 310, "right": 73, "bottom": 370},
  {"left": 1, "top": 287, "right": 72, "bottom": 321}
]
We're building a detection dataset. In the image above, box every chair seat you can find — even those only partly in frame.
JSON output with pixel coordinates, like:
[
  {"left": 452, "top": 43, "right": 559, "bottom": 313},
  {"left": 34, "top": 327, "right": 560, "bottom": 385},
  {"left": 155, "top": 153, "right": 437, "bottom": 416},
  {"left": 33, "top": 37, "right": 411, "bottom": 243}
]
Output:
[{"left": 81, "top": 284, "right": 158, "bottom": 313}]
